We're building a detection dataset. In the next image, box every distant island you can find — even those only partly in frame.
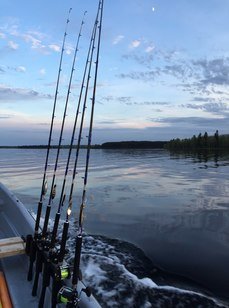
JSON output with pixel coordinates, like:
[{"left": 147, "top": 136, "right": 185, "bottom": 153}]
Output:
[
  {"left": 0, "top": 141, "right": 167, "bottom": 150},
  {"left": 0, "top": 131, "right": 228, "bottom": 151},
  {"left": 101, "top": 141, "right": 167, "bottom": 149}
]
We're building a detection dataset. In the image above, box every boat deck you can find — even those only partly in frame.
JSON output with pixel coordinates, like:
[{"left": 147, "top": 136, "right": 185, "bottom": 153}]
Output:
[
  {"left": 0, "top": 183, "right": 50, "bottom": 307},
  {"left": 0, "top": 183, "right": 101, "bottom": 307}
]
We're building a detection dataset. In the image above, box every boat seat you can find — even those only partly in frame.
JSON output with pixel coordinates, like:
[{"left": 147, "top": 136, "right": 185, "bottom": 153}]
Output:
[{"left": 0, "top": 237, "right": 25, "bottom": 259}]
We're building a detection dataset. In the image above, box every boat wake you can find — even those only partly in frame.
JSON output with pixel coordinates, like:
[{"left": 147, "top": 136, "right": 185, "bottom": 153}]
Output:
[{"left": 64, "top": 224, "right": 226, "bottom": 308}]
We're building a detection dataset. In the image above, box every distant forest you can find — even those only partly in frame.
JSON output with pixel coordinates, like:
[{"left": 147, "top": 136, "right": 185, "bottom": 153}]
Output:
[
  {"left": 0, "top": 141, "right": 167, "bottom": 150},
  {"left": 165, "top": 130, "right": 229, "bottom": 151},
  {"left": 101, "top": 141, "right": 167, "bottom": 149},
  {"left": 0, "top": 131, "right": 228, "bottom": 151}
]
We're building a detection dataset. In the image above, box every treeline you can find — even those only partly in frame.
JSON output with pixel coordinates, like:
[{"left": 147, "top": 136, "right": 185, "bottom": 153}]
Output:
[
  {"left": 101, "top": 141, "right": 167, "bottom": 149},
  {"left": 166, "top": 130, "right": 229, "bottom": 151},
  {"left": 0, "top": 144, "right": 101, "bottom": 149}
]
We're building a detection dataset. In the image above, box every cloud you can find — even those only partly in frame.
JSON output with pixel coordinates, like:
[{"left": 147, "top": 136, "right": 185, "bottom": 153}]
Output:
[
  {"left": 151, "top": 116, "right": 229, "bottom": 129},
  {"left": 183, "top": 102, "right": 229, "bottom": 116},
  {"left": 118, "top": 70, "right": 160, "bottom": 82},
  {"left": 8, "top": 40, "right": 18, "bottom": 50},
  {"left": 1, "top": 23, "right": 53, "bottom": 54},
  {"left": 125, "top": 101, "right": 170, "bottom": 106},
  {"left": 101, "top": 95, "right": 170, "bottom": 107},
  {"left": 130, "top": 39, "right": 141, "bottom": 48},
  {"left": 112, "top": 35, "right": 124, "bottom": 45},
  {"left": 16, "top": 66, "right": 26, "bottom": 72},
  {"left": 0, "top": 65, "right": 26, "bottom": 73},
  {"left": 122, "top": 53, "right": 155, "bottom": 69},
  {"left": 65, "top": 44, "right": 74, "bottom": 55},
  {"left": 120, "top": 48, "right": 229, "bottom": 103},
  {"left": 0, "top": 114, "right": 14, "bottom": 119},
  {"left": 192, "top": 58, "right": 229, "bottom": 86},
  {"left": 0, "top": 84, "right": 52, "bottom": 101},
  {"left": 0, "top": 32, "right": 6, "bottom": 39},
  {"left": 39, "top": 68, "right": 46, "bottom": 75},
  {"left": 48, "top": 44, "right": 60, "bottom": 52},
  {"left": 145, "top": 46, "right": 155, "bottom": 53}
]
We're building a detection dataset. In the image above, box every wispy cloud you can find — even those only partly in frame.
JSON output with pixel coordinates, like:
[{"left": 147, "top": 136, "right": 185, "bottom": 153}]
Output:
[
  {"left": 145, "top": 45, "right": 155, "bottom": 53},
  {"left": 0, "top": 84, "right": 52, "bottom": 101},
  {"left": 120, "top": 48, "right": 229, "bottom": 104},
  {"left": 130, "top": 39, "right": 141, "bottom": 48},
  {"left": 16, "top": 66, "right": 26, "bottom": 72},
  {"left": 0, "top": 32, "right": 6, "bottom": 39},
  {"left": 152, "top": 116, "right": 229, "bottom": 131},
  {"left": 122, "top": 53, "right": 155, "bottom": 69},
  {"left": 39, "top": 68, "right": 46, "bottom": 75},
  {"left": 0, "top": 114, "right": 14, "bottom": 119},
  {"left": 101, "top": 95, "right": 170, "bottom": 107},
  {"left": 48, "top": 44, "right": 60, "bottom": 52},
  {"left": 192, "top": 58, "right": 229, "bottom": 86},
  {"left": 183, "top": 102, "right": 229, "bottom": 116},
  {"left": 0, "top": 22, "right": 60, "bottom": 55},
  {"left": 118, "top": 70, "right": 160, "bottom": 82},
  {"left": 0, "top": 65, "right": 26, "bottom": 73},
  {"left": 8, "top": 40, "right": 18, "bottom": 50},
  {"left": 112, "top": 35, "right": 124, "bottom": 45}
]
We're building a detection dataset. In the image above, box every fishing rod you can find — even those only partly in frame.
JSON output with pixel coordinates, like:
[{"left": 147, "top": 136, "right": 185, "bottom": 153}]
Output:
[
  {"left": 57, "top": 1, "right": 104, "bottom": 306},
  {"left": 39, "top": 14, "right": 100, "bottom": 308},
  {"left": 27, "top": 8, "right": 72, "bottom": 282},
  {"left": 50, "top": 14, "right": 97, "bottom": 253},
  {"left": 35, "top": 8, "right": 73, "bottom": 236},
  {"left": 42, "top": 11, "right": 86, "bottom": 238},
  {"left": 31, "top": 10, "right": 87, "bottom": 298}
]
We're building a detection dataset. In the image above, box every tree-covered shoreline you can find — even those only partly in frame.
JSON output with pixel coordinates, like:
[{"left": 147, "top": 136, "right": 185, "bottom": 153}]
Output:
[
  {"left": 0, "top": 133, "right": 228, "bottom": 151},
  {"left": 165, "top": 131, "right": 229, "bottom": 152},
  {"left": 0, "top": 141, "right": 167, "bottom": 149}
]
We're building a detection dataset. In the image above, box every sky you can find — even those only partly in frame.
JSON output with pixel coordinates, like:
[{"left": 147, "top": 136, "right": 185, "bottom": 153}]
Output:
[{"left": 0, "top": 0, "right": 229, "bottom": 145}]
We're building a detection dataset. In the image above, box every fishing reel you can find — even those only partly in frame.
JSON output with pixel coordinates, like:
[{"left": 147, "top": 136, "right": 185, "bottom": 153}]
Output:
[
  {"left": 58, "top": 286, "right": 91, "bottom": 307},
  {"left": 54, "top": 265, "right": 71, "bottom": 281}
]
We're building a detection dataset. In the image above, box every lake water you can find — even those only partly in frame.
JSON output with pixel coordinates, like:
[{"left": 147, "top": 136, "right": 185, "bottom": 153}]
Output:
[{"left": 0, "top": 148, "right": 229, "bottom": 306}]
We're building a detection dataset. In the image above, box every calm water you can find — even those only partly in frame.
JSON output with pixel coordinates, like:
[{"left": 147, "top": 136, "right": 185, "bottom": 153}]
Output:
[{"left": 0, "top": 148, "right": 229, "bottom": 303}]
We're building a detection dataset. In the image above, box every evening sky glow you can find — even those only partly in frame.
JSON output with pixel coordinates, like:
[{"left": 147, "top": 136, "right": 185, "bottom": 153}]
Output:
[{"left": 0, "top": 0, "right": 229, "bottom": 145}]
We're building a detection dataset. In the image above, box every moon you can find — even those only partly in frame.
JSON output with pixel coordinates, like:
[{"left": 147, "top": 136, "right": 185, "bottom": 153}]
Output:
[{"left": 152, "top": 7, "right": 155, "bottom": 12}]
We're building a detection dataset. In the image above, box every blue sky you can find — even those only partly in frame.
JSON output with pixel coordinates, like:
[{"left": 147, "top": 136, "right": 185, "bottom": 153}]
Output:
[{"left": 0, "top": 0, "right": 229, "bottom": 145}]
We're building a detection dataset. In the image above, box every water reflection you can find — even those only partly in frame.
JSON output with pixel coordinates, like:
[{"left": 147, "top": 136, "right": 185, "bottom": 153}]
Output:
[
  {"left": 169, "top": 149, "right": 229, "bottom": 169},
  {"left": 0, "top": 148, "right": 229, "bottom": 299}
]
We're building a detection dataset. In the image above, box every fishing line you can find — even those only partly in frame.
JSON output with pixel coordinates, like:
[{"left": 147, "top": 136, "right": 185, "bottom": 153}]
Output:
[
  {"left": 41, "top": 11, "right": 86, "bottom": 240},
  {"left": 57, "top": 17, "right": 99, "bottom": 264},
  {"left": 38, "top": 12, "right": 100, "bottom": 308},
  {"left": 27, "top": 8, "right": 73, "bottom": 284},
  {"left": 34, "top": 8, "right": 72, "bottom": 238},
  {"left": 32, "top": 10, "right": 88, "bottom": 300},
  {"left": 49, "top": 12, "right": 100, "bottom": 252},
  {"left": 57, "top": 1, "right": 104, "bottom": 305},
  {"left": 39, "top": 13, "right": 100, "bottom": 308}
]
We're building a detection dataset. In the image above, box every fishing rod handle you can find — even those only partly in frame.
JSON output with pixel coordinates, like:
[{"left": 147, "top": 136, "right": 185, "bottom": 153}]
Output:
[
  {"left": 51, "top": 212, "right": 61, "bottom": 248},
  {"left": 59, "top": 221, "right": 69, "bottom": 263},
  {"left": 42, "top": 205, "right": 51, "bottom": 237},
  {"left": 72, "top": 235, "right": 82, "bottom": 286},
  {"left": 35, "top": 201, "right": 43, "bottom": 233},
  {"left": 32, "top": 271, "right": 40, "bottom": 296},
  {"left": 38, "top": 258, "right": 51, "bottom": 308},
  {"left": 51, "top": 276, "right": 62, "bottom": 308},
  {"left": 32, "top": 248, "right": 43, "bottom": 296},
  {"left": 38, "top": 286, "right": 46, "bottom": 308},
  {"left": 25, "top": 234, "right": 33, "bottom": 255},
  {"left": 27, "top": 240, "right": 37, "bottom": 281}
]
